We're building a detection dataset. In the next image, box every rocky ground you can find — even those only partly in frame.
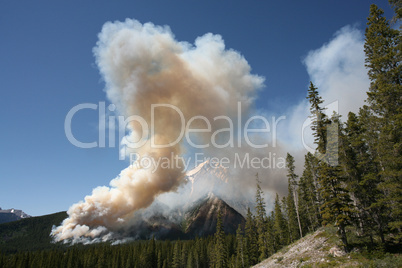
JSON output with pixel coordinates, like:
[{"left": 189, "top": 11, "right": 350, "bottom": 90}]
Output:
[{"left": 253, "top": 228, "right": 364, "bottom": 268}]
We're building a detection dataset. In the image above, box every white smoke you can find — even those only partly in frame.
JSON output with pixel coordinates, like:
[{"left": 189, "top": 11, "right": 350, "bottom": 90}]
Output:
[
  {"left": 52, "top": 19, "right": 264, "bottom": 244},
  {"left": 53, "top": 22, "right": 369, "bottom": 244},
  {"left": 281, "top": 25, "right": 369, "bottom": 152},
  {"left": 304, "top": 25, "right": 369, "bottom": 116}
]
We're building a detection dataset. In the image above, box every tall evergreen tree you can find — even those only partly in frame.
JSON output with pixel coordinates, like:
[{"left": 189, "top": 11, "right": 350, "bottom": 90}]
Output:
[
  {"left": 298, "top": 153, "right": 321, "bottom": 233},
  {"left": 214, "top": 210, "right": 227, "bottom": 268},
  {"left": 254, "top": 174, "right": 268, "bottom": 261},
  {"left": 365, "top": 4, "right": 401, "bottom": 117},
  {"left": 264, "top": 212, "right": 276, "bottom": 256},
  {"left": 364, "top": 4, "right": 402, "bottom": 241},
  {"left": 307, "top": 82, "right": 328, "bottom": 156},
  {"left": 186, "top": 250, "right": 194, "bottom": 268},
  {"left": 286, "top": 153, "right": 303, "bottom": 241},
  {"left": 343, "top": 111, "right": 380, "bottom": 241},
  {"left": 172, "top": 241, "right": 181, "bottom": 268},
  {"left": 307, "top": 82, "right": 354, "bottom": 249},
  {"left": 235, "top": 225, "right": 245, "bottom": 268},
  {"left": 244, "top": 208, "right": 258, "bottom": 266},
  {"left": 319, "top": 113, "right": 353, "bottom": 250},
  {"left": 358, "top": 106, "right": 389, "bottom": 243},
  {"left": 281, "top": 196, "right": 290, "bottom": 244},
  {"left": 273, "top": 193, "right": 287, "bottom": 249}
]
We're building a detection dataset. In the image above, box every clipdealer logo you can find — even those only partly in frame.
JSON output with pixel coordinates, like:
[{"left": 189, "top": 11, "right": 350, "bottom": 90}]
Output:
[{"left": 64, "top": 100, "right": 340, "bottom": 168}]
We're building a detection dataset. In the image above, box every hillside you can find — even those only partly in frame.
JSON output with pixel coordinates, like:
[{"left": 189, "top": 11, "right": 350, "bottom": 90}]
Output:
[
  {"left": 0, "top": 211, "right": 67, "bottom": 254},
  {"left": 253, "top": 227, "right": 402, "bottom": 268}
]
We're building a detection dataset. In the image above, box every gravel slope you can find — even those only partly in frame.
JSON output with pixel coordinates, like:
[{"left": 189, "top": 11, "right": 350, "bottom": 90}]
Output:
[{"left": 252, "top": 228, "right": 359, "bottom": 268}]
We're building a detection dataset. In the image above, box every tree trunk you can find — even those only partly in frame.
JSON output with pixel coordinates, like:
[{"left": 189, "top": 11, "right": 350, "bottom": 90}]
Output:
[
  {"left": 338, "top": 224, "right": 349, "bottom": 252},
  {"left": 293, "top": 190, "right": 303, "bottom": 237}
]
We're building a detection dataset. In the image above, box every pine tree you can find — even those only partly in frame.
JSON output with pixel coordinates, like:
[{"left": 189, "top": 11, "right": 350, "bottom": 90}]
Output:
[
  {"left": 265, "top": 212, "right": 276, "bottom": 256},
  {"left": 145, "top": 236, "right": 156, "bottom": 267},
  {"left": 306, "top": 82, "right": 354, "bottom": 249},
  {"left": 358, "top": 106, "right": 389, "bottom": 243},
  {"left": 255, "top": 174, "right": 268, "bottom": 261},
  {"left": 281, "top": 196, "right": 290, "bottom": 244},
  {"left": 299, "top": 152, "right": 322, "bottom": 231},
  {"left": 286, "top": 153, "right": 302, "bottom": 241},
  {"left": 157, "top": 250, "right": 163, "bottom": 268},
  {"left": 235, "top": 225, "right": 245, "bottom": 268},
  {"left": 273, "top": 193, "right": 287, "bottom": 249},
  {"left": 244, "top": 208, "right": 258, "bottom": 266},
  {"left": 214, "top": 209, "right": 227, "bottom": 268},
  {"left": 307, "top": 82, "right": 328, "bottom": 156},
  {"left": 296, "top": 179, "right": 312, "bottom": 235},
  {"left": 182, "top": 244, "right": 187, "bottom": 268},
  {"left": 194, "top": 237, "right": 202, "bottom": 268},
  {"left": 186, "top": 250, "right": 193, "bottom": 268},
  {"left": 364, "top": 4, "right": 402, "bottom": 241},
  {"left": 172, "top": 241, "right": 181, "bottom": 268},
  {"left": 343, "top": 111, "right": 380, "bottom": 240},
  {"left": 365, "top": 4, "right": 401, "bottom": 118},
  {"left": 319, "top": 113, "right": 353, "bottom": 250},
  {"left": 298, "top": 157, "right": 317, "bottom": 233}
]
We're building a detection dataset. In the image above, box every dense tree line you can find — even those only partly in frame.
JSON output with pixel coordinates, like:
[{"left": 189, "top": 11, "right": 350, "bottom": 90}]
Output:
[
  {"left": 0, "top": 2, "right": 400, "bottom": 267},
  {"left": 234, "top": 3, "right": 401, "bottom": 264}
]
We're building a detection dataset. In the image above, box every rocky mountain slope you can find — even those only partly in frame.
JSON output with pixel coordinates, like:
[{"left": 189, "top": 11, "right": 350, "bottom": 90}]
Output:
[
  {"left": 252, "top": 227, "right": 401, "bottom": 268},
  {"left": 184, "top": 160, "right": 255, "bottom": 217},
  {"left": 120, "top": 160, "right": 250, "bottom": 240},
  {"left": 122, "top": 193, "right": 245, "bottom": 240},
  {"left": 184, "top": 193, "right": 245, "bottom": 237},
  {"left": 0, "top": 207, "right": 31, "bottom": 224},
  {"left": 252, "top": 228, "right": 346, "bottom": 268}
]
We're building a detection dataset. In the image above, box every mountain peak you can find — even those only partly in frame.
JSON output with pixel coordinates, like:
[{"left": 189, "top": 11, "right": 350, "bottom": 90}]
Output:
[
  {"left": 186, "top": 160, "right": 210, "bottom": 177},
  {"left": 0, "top": 207, "right": 31, "bottom": 224},
  {"left": 182, "top": 160, "right": 254, "bottom": 217},
  {"left": 184, "top": 194, "right": 245, "bottom": 237}
]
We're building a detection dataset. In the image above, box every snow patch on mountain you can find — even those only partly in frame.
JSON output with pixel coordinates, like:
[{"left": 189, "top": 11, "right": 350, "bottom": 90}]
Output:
[
  {"left": 0, "top": 207, "right": 31, "bottom": 224},
  {"left": 182, "top": 159, "right": 254, "bottom": 216}
]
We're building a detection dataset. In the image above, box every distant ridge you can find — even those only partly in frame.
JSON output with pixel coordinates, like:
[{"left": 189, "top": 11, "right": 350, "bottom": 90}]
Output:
[{"left": 0, "top": 207, "right": 31, "bottom": 224}]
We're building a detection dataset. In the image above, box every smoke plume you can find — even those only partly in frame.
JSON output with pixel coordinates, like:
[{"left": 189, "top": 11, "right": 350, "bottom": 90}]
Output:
[{"left": 51, "top": 19, "right": 264, "bottom": 243}]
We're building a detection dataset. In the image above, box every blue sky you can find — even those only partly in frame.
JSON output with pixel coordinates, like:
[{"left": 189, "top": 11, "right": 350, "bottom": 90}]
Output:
[{"left": 0, "top": 0, "right": 395, "bottom": 216}]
